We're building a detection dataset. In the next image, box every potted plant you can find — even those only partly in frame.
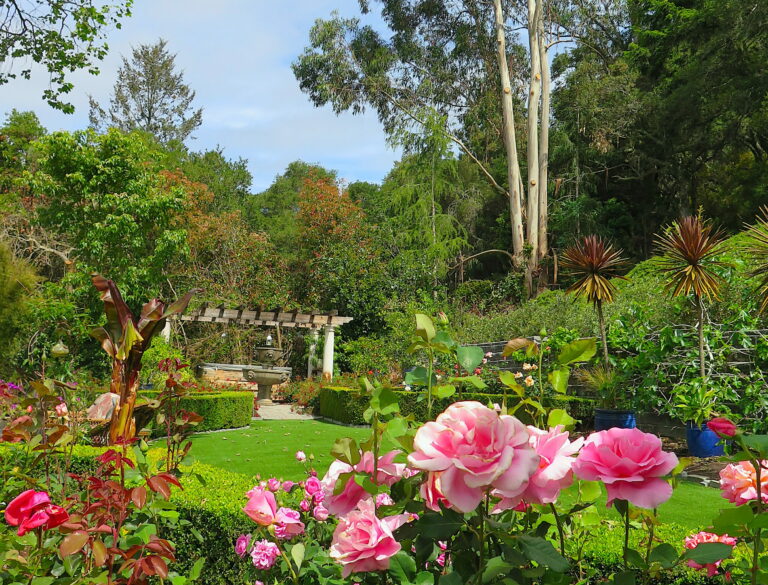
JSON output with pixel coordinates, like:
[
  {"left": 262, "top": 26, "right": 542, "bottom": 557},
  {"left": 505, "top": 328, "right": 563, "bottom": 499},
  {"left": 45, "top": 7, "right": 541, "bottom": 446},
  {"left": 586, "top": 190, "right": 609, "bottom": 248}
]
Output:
[
  {"left": 672, "top": 379, "right": 728, "bottom": 457},
  {"left": 579, "top": 365, "right": 636, "bottom": 430}
]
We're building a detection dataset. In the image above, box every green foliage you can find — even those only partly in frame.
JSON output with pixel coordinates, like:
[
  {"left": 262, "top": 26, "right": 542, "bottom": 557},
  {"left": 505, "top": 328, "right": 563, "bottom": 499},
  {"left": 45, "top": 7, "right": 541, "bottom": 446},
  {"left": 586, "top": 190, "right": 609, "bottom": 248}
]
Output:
[
  {"left": 138, "top": 391, "right": 252, "bottom": 435},
  {"left": 317, "top": 386, "right": 594, "bottom": 426},
  {"left": 0, "top": 1, "right": 133, "bottom": 113},
  {"left": 29, "top": 128, "right": 190, "bottom": 298},
  {"left": 89, "top": 38, "right": 203, "bottom": 145},
  {"left": 0, "top": 242, "right": 38, "bottom": 376}
]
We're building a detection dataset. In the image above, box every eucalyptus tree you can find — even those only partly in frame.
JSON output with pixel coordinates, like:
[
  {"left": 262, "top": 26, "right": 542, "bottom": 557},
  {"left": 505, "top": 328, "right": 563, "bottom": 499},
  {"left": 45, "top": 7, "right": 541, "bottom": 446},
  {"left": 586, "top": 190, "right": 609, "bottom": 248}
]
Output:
[
  {"left": 0, "top": 0, "right": 133, "bottom": 112},
  {"left": 294, "top": 0, "right": 580, "bottom": 294}
]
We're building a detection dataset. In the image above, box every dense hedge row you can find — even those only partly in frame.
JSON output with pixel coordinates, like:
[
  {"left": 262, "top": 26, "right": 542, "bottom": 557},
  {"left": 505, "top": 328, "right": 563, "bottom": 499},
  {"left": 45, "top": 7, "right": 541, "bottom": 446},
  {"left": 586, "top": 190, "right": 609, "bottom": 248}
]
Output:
[
  {"left": 138, "top": 391, "right": 253, "bottom": 435},
  {"left": 318, "top": 387, "right": 596, "bottom": 426}
]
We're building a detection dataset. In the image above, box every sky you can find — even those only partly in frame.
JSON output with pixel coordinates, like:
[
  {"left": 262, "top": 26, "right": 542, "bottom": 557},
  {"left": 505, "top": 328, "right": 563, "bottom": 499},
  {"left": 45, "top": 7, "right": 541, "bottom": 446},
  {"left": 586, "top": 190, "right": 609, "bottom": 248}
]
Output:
[{"left": 0, "top": 1, "right": 400, "bottom": 192}]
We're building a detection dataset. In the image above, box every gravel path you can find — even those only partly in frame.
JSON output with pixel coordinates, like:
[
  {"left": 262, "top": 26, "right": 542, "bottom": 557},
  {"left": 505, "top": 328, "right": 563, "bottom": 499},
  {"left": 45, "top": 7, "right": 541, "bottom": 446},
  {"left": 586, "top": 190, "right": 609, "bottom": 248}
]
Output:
[{"left": 255, "top": 404, "right": 318, "bottom": 421}]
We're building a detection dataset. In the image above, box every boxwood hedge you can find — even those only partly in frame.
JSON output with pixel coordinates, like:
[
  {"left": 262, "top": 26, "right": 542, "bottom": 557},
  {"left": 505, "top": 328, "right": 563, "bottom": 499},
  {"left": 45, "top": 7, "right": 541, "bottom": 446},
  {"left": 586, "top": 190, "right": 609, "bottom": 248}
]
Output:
[
  {"left": 318, "top": 386, "right": 596, "bottom": 426},
  {"left": 138, "top": 391, "right": 253, "bottom": 435}
]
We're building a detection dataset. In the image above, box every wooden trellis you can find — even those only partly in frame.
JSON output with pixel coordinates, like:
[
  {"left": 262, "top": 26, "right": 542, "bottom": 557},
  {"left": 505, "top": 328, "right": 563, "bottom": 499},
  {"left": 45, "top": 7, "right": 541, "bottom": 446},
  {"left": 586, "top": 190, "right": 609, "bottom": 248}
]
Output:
[{"left": 177, "top": 304, "right": 353, "bottom": 379}]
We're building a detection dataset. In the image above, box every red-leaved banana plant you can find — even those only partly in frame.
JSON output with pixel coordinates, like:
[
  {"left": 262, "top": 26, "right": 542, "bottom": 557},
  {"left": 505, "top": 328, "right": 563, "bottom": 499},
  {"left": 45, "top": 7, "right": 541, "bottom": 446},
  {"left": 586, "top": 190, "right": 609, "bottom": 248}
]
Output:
[{"left": 90, "top": 274, "right": 200, "bottom": 445}]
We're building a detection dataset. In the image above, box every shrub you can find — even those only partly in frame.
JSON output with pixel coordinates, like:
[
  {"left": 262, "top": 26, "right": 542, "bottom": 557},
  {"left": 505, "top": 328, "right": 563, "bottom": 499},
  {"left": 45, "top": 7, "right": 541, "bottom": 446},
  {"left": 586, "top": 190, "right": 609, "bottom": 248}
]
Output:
[
  {"left": 317, "top": 387, "right": 595, "bottom": 426},
  {"left": 138, "top": 391, "right": 252, "bottom": 436}
]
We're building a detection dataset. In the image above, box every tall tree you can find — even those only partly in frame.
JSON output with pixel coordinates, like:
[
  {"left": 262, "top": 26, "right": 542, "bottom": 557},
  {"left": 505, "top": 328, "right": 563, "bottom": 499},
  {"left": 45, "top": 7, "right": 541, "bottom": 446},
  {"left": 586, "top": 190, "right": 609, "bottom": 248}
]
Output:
[
  {"left": 293, "top": 0, "right": 573, "bottom": 294},
  {"left": 0, "top": 0, "right": 132, "bottom": 112},
  {"left": 89, "top": 38, "right": 203, "bottom": 145}
]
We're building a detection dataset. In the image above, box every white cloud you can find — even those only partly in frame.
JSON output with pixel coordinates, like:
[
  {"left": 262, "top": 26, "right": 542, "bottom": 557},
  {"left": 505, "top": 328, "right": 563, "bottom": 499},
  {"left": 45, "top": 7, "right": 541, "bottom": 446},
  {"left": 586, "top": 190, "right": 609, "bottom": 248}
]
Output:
[{"left": 0, "top": 0, "right": 400, "bottom": 191}]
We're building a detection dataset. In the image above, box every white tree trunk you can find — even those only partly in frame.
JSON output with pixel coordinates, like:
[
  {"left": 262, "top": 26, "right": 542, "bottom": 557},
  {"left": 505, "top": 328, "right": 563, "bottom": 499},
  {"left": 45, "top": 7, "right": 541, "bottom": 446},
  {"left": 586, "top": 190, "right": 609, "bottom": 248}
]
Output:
[
  {"left": 493, "top": 0, "right": 525, "bottom": 267},
  {"left": 538, "top": 20, "right": 551, "bottom": 263},
  {"left": 526, "top": 0, "right": 543, "bottom": 282}
]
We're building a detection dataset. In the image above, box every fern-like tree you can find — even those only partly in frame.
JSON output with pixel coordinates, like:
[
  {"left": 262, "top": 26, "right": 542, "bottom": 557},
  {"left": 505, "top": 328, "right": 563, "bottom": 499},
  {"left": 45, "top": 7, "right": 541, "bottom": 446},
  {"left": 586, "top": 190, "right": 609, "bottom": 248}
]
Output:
[
  {"left": 561, "top": 235, "right": 625, "bottom": 367},
  {"left": 745, "top": 206, "right": 768, "bottom": 313},
  {"left": 656, "top": 215, "right": 725, "bottom": 379}
]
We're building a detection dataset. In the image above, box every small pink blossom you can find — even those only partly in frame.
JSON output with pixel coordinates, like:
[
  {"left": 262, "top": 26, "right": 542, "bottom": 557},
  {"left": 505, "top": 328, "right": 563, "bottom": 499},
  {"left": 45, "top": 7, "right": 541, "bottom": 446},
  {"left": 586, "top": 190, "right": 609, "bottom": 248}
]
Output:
[
  {"left": 282, "top": 481, "right": 296, "bottom": 492},
  {"left": 376, "top": 493, "right": 395, "bottom": 507},
  {"left": 304, "top": 476, "right": 322, "bottom": 497},
  {"left": 300, "top": 499, "right": 311, "bottom": 512},
  {"left": 274, "top": 507, "right": 305, "bottom": 540},
  {"left": 234, "top": 534, "right": 251, "bottom": 558},
  {"left": 313, "top": 504, "right": 329, "bottom": 521},
  {"left": 296, "top": 450, "right": 307, "bottom": 462},
  {"left": 719, "top": 461, "right": 768, "bottom": 506},
  {"left": 684, "top": 532, "right": 737, "bottom": 577},
  {"left": 573, "top": 428, "right": 678, "bottom": 509},
  {"left": 329, "top": 499, "right": 411, "bottom": 577},
  {"left": 250, "top": 539, "right": 280, "bottom": 569},
  {"left": 267, "top": 478, "right": 281, "bottom": 492},
  {"left": 243, "top": 486, "right": 277, "bottom": 526},
  {"left": 55, "top": 402, "right": 68, "bottom": 417},
  {"left": 408, "top": 401, "right": 538, "bottom": 513},
  {"left": 321, "top": 450, "right": 407, "bottom": 516}
]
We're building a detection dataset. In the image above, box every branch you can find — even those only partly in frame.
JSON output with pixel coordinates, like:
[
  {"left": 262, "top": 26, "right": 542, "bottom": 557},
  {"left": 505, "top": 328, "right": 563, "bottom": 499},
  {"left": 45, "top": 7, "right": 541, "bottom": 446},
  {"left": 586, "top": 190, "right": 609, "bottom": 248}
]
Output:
[{"left": 378, "top": 88, "right": 508, "bottom": 197}]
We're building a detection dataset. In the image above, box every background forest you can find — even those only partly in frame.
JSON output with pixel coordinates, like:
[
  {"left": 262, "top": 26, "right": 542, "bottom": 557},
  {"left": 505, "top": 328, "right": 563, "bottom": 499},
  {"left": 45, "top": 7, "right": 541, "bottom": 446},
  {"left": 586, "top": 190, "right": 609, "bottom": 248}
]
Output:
[{"left": 1, "top": 0, "right": 767, "bottom": 394}]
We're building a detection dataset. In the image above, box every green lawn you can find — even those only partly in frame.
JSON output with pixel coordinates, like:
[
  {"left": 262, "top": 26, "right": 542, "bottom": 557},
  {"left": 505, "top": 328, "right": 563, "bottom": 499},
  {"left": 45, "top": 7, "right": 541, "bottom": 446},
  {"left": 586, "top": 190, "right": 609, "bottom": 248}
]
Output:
[
  {"left": 176, "top": 419, "right": 730, "bottom": 532},
  {"left": 179, "top": 419, "right": 377, "bottom": 480}
]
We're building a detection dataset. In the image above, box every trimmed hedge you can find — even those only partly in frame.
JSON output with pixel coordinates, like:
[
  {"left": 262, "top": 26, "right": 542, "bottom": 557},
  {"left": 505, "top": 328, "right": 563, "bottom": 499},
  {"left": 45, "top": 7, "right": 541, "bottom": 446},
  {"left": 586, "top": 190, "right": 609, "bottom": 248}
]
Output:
[
  {"left": 318, "top": 387, "right": 596, "bottom": 426},
  {"left": 138, "top": 391, "right": 253, "bottom": 436}
]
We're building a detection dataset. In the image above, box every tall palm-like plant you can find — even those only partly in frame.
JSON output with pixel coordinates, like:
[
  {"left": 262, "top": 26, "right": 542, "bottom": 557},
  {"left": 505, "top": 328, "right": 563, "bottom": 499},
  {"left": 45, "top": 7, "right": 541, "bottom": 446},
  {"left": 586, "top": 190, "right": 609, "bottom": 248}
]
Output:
[
  {"left": 655, "top": 215, "right": 725, "bottom": 379},
  {"left": 561, "top": 235, "right": 626, "bottom": 367},
  {"left": 90, "top": 275, "right": 199, "bottom": 444},
  {"left": 745, "top": 206, "right": 768, "bottom": 313}
]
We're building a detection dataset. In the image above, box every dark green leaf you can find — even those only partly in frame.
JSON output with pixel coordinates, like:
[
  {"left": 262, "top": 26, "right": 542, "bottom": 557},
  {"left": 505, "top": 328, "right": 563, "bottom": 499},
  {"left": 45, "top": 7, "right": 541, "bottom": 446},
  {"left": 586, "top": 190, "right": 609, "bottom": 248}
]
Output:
[
  {"left": 517, "top": 535, "right": 569, "bottom": 572},
  {"left": 648, "top": 543, "right": 678, "bottom": 568},
  {"left": 417, "top": 510, "right": 464, "bottom": 539},
  {"left": 683, "top": 542, "right": 734, "bottom": 564},
  {"left": 389, "top": 551, "right": 417, "bottom": 584}
]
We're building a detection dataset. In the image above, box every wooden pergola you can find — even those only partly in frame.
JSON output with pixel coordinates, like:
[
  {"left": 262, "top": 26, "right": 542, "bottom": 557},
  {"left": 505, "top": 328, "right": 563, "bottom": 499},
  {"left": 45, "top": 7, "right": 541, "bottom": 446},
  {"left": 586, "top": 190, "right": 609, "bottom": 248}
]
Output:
[{"left": 176, "top": 305, "right": 353, "bottom": 379}]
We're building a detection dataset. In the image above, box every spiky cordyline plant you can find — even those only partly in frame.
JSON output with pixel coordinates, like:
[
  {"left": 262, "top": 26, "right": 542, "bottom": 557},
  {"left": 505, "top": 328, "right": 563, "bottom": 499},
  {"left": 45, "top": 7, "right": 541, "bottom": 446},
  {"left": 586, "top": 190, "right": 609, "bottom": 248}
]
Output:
[
  {"left": 90, "top": 275, "right": 199, "bottom": 445},
  {"left": 745, "top": 206, "right": 768, "bottom": 313},
  {"left": 655, "top": 215, "right": 725, "bottom": 379},
  {"left": 561, "top": 235, "right": 625, "bottom": 367}
]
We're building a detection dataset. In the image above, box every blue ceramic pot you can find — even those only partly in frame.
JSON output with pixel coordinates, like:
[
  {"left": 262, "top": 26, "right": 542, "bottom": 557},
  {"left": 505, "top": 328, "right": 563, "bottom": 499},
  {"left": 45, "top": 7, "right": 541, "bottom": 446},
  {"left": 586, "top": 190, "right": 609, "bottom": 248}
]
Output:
[
  {"left": 686, "top": 421, "right": 725, "bottom": 457},
  {"left": 594, "top": 409, "right": 637, "bottom": 431}
]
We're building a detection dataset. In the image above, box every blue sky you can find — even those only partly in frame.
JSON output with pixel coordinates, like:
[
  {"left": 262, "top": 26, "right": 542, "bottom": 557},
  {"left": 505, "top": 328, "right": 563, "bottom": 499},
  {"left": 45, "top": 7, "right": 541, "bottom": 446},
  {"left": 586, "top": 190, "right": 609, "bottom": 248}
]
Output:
[{"left": 0, "top": 1, "right": 400, "bottom": 191}]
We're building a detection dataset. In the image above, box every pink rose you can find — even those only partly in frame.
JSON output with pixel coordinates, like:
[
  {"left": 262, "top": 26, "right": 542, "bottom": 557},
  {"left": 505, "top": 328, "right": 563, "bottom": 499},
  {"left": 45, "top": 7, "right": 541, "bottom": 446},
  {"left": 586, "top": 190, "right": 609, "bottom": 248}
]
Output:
[
  {"left": 497, "top": 425, "right": 583, "bottom": 508},
  {"left": 243, "top": 486, "right": 277, "bottom": 525},
  {"left": 300, "top": 499, "right": 311, "bottom": 512},
  {"left": 376, "top": 493, "right": 395, "bottom": 507},
  {"left": 234, "top": 534, "right": 251, "bottom": 558},
  {"left": 420, "top": 471, "right": 450, "bottom": 512},
  {"left": 329, "top": 499, "right": 410, "bottom": 577},
  {"left": 55, "top": 402, "right": 68, "bottom": 417},
  {"left": 313, "top": 504, "right": 329, "bottom": 521},
  {"left": 321, "top": 450, "right": 407, "bottom": 516},
  {"left": 296, "top": 450, "right": 307, "bottom": 462},
  {"left": 573, "top": 428, "right": 678, "bottom": 509},
  {"left": 274, "top": 507, "right": 305, "bottom": 540},
  {"left": 4, "top": 490, "right": 69, "bottom": 536},
  {"left": 719, "top": 460, "right": 768, "bottom": 506},
  {"left": 408, "top": 401, "right": 539, "bottom": 513},
  {"left": 707, "top": 418, "right": 737, "bottom": 438},
  {"left": 282, "top": 481, "right": 296, "bottom": 493},
  {"left": 250, "top": 539, "right": 280, "bottom": 569},
  {"left": 304, "top": 476, "right": 322, "bottom": 497},
  {"left": 684, "top": 531, "right": 737, "bottom": 577},
  {"left": 267, "top": 478, "right": 281, "bottom": 492}
]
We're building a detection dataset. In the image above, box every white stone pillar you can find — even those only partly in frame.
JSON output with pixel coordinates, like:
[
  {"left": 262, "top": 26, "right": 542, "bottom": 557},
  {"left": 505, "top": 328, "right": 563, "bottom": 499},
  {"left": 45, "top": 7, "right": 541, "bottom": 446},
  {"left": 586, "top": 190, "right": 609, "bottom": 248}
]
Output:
[
  {"left": 322, "top": 325, "right": 335, "bottom": 381},
  {"left": 160, "top": 320, "right": 172, "bottom": 343},
  {"left": 307, "top": 328, "right": 320, "bottom": 378}
]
